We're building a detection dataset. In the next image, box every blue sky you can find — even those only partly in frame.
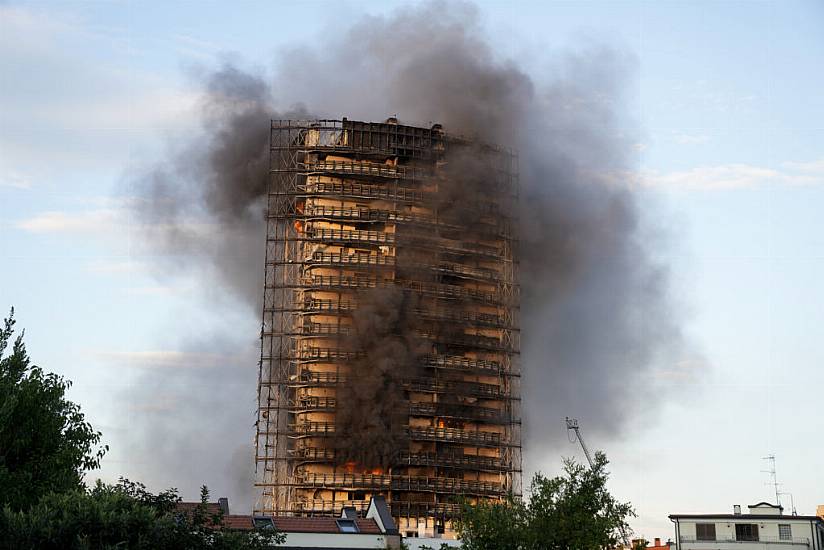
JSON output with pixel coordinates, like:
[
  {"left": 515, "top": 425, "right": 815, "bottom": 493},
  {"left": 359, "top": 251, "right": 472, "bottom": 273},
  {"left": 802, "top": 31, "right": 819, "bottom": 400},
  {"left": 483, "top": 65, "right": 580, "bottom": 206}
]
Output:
[{"left": 2, "top": 0, "right": 823, "bottom": 538}]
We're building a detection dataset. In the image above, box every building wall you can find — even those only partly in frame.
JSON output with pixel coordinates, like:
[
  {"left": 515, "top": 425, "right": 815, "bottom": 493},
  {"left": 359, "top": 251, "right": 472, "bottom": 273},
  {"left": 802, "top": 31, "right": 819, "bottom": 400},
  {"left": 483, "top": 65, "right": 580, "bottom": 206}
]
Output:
[
  {"left": 676, "top": 518, "right": 821, "bottom": 549},
  {"left": 279, "top": 532, "right": 388, "bottom": 549}
]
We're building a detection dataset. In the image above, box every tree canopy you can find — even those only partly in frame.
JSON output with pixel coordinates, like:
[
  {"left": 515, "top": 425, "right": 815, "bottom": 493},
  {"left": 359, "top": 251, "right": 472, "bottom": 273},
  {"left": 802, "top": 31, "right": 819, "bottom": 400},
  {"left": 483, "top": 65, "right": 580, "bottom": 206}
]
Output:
[
  {"left": 0, "top": 308, "right": 107, "bottom": 511},
  {"left": 0, "top": 478, "right": 283, "bottom": 550},
  {"left": 457, "top": 452, "right": 635, "bottom": 550},
  {"left": 0, "top": 309, "right": 283, "bottom": 549}
]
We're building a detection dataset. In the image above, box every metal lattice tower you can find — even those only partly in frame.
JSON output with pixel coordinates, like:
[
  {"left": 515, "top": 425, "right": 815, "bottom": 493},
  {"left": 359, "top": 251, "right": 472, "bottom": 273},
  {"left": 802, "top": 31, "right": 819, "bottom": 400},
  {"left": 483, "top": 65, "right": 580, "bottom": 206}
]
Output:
[{"left": 254, "top": 119, "right": 520, "bottom": 537}]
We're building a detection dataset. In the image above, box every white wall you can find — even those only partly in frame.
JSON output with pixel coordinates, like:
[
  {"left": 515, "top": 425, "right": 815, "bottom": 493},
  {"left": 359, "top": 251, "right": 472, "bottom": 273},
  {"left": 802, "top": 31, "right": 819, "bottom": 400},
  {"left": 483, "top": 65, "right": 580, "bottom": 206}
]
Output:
[
  {"left": 280, "top": 531, "right": 387, "bottom": 549},
  {"left": 677, "top": 518, "right": 817, "bottom": 550}
]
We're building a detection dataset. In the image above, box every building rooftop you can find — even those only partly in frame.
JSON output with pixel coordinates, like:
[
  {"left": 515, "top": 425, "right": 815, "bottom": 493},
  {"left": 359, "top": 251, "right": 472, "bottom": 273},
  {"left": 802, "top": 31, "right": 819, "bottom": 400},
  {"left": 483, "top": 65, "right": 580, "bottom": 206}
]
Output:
[
  {"left": 271, "top": 517, "right": 381, "bottom": 534},
  {"left": 670, "top": 501, "right": 824, "bottom": 523},
  {"left": 174, "top": 496, "right": 392, "bottom": 535}
]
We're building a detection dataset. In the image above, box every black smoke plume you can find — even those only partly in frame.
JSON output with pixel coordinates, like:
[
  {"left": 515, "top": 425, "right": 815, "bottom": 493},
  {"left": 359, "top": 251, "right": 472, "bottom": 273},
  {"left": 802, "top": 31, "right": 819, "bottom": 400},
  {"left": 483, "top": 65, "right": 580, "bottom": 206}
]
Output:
[
  {"left": 333, "top": 287, "right": 427, "bottom": 468},
  {"left": 127, "top": 1, "right": 685, "bottom": 502}
]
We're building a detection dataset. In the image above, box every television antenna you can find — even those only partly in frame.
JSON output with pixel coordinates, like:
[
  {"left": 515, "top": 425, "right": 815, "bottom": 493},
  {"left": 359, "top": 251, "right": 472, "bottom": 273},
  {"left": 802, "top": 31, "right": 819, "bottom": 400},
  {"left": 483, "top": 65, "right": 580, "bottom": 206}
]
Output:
[
  {"left": 779, "top": 491, "right": 797, "bottom": 516},
  {"left": 761, "top": 455, "right": 781, "bottom": 507}
]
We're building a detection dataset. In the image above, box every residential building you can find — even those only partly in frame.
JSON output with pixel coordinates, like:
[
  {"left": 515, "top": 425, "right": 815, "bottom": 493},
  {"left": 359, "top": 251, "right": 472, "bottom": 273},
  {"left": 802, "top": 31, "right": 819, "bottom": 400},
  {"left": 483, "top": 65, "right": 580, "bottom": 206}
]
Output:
[
  {"left": 178, "top": 495, "right": 402, "bottom": 549},
  {"left": 670, "top": 502, "right": 824, "bottom": 549},
  {"left": 255, "top": 118, "right": 521, "bottom": 539}
]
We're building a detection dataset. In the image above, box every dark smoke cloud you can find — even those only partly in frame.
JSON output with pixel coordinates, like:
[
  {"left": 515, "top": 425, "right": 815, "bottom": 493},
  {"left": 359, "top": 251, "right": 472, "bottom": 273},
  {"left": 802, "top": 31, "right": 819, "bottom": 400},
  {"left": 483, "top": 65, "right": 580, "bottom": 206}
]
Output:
[
  {"left": 135, "top": 64, "right": 310, "bottom": 308},
  {"left": 126, "top": 0, "right": 687, "bottom": 503},
  {"left": 334, "top": 287, "right": 427, "bottom": 468}
]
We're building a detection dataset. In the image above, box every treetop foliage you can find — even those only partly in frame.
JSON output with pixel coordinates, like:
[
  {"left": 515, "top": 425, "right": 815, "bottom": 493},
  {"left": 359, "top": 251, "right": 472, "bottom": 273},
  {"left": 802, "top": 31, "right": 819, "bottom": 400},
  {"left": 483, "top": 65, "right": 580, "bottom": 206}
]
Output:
[
  {"left": 0, "top": 309, "right": 284, "bottom": 548},
  {"left": 457, "top": 451, "right": 635, "bottom": 550},
  {"left": 0, "top": 308, "right": 108, "bottom": 511},
  {"left": 0, "top": 478, "right": 284, "bottom": 549}
]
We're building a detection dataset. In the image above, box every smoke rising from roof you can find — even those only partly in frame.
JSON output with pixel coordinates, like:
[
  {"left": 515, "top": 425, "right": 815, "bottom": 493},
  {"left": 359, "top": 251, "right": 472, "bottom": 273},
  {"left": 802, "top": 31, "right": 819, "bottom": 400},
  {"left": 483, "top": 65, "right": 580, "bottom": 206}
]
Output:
[{"left": 127, "top": 1, "right": 685, "bottom": 504}]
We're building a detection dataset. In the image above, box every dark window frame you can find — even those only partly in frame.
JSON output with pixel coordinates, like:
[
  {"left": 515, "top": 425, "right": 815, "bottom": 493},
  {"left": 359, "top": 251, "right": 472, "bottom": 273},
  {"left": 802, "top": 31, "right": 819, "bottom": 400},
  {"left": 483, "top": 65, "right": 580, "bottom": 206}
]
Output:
[
  {"left": 735, "top": 523, "right": 760, "bottom": 542},
  {"left": 696, "top": 523, "right": 717, "bottom": 541}
]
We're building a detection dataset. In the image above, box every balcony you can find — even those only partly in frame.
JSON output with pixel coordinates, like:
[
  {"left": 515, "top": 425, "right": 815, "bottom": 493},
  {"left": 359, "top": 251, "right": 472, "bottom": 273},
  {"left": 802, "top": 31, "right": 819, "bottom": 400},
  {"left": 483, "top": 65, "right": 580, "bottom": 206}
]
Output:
[
  {"left": 290, "top": 473, "right": 505, "bottom": 496},
  {"left": 287, "top": 422, "right": 512, "bottom": 448}
]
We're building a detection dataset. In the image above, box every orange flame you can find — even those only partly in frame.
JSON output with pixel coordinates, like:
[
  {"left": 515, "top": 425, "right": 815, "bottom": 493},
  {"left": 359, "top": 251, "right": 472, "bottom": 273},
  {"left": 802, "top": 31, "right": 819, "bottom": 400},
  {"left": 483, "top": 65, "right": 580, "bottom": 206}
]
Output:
[
  {"left": 344, "top": 461, "right": 356, "bottom": 473},
  {"left": 293, "top": 220, "right": 304, "bottom": 233}
]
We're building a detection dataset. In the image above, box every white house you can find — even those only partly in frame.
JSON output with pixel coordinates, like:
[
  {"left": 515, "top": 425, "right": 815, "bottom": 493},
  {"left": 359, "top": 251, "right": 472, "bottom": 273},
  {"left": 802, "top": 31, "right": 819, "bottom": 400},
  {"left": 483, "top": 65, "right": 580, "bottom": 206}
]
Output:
[{"left": 669, "top": 502, "right": 824, "bottom": 550}]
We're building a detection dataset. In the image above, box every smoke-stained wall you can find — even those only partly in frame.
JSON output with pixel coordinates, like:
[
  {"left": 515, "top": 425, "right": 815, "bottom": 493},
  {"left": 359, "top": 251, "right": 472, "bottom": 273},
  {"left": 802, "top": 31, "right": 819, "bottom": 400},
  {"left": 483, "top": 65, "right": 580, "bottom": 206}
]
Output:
[{"left": 129, "top": 1, "right": 684, "bottom": 506}]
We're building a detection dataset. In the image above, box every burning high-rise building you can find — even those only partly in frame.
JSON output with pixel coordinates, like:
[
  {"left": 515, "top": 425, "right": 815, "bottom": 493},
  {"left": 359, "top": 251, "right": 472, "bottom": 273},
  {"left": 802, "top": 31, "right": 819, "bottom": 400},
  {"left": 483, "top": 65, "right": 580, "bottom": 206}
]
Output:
[{"left": 255, "top": 118, "right": 520, "bottom": 537}]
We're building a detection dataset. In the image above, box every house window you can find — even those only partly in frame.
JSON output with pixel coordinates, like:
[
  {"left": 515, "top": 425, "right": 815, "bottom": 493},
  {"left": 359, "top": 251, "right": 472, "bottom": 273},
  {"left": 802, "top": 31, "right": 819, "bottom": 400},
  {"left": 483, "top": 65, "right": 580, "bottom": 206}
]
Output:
[
  {"left": 696, "top": 523, "right": 716, "bottom": 541},
  {"left": 735, "top": 523, "right": 759, "bottom": 541},
  {"left": 779, "top": 524, "right": 792, "bottom": 540}
]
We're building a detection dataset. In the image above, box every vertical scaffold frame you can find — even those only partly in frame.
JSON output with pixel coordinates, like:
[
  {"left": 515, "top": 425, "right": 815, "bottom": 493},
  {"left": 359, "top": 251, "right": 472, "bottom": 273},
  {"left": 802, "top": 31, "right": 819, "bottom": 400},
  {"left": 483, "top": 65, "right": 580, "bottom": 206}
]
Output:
[{"left": 255, "top": 119, "right": 521, "bottom": 532}]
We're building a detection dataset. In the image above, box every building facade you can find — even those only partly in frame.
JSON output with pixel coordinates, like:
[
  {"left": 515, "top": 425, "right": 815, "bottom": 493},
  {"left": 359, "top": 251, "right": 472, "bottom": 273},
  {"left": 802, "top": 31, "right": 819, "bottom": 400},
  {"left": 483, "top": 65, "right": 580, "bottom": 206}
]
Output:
[
  {"left": 255, "top": 118, "right": 521, "bottom": 538},
  {"left": 670, "top": 502, "right": 824, "bottom": 550}
]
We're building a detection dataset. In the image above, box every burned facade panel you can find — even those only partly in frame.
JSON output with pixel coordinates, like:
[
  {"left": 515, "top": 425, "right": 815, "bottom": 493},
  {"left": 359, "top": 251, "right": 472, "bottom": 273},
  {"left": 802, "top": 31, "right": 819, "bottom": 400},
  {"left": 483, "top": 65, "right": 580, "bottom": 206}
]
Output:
[{"left": 255, "top": 118, "right": 520, "bottom": 536}]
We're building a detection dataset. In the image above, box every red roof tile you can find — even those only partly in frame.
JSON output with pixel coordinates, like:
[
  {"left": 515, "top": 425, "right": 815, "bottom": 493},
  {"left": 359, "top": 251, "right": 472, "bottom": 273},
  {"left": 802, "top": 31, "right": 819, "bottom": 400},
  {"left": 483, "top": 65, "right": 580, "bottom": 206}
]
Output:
[
  {"left": 175, "top": 502, "right": 223, "bottom": 516},
  {"left": 222, "top": 515, "right": 254, "bottom": 531},
  {"left": 272, "top": 517, "right": 381, "bottom": 534}
]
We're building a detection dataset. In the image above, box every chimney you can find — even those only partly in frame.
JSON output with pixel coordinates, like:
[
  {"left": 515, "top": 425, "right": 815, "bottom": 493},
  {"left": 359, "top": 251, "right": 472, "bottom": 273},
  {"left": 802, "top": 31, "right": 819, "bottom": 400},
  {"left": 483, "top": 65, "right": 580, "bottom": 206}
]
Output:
[
  {"left": 218, "top": 497, "right": 229, "bottom": 515},
  {"left": 734, "top": 504, "right": 741, "bottom": 515}
]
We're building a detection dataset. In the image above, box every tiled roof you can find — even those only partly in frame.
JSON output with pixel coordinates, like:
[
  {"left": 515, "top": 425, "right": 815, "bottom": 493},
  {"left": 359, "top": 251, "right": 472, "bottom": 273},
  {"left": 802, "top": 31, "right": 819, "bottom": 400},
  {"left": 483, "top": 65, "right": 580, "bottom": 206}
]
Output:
[
  {"left": 174, "top": 502, "right": 252, "bottom": 531},
  {"left": 176, "top": 502, "right": 223, "bottom": 516},
  {"left": 272, "top": 517, "right": 382, "bottom": 534},
  {"left": 222, "top": 515, "right": 254, "bottom": 530},
  {"left": 173, "top": 502, "right": 383, "bottom": 534}
]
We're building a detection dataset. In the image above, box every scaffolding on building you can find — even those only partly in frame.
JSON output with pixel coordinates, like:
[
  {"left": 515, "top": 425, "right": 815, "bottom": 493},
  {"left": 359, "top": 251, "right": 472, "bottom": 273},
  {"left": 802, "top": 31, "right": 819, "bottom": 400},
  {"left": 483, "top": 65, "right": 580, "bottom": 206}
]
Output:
[{"left": 254, "top": 118, "right": 520, "bottom": 537}]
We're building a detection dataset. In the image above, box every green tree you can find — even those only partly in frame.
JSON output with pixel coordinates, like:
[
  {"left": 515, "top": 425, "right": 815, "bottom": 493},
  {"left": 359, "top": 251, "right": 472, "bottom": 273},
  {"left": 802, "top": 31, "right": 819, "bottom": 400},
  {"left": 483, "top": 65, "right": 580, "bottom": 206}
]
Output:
[
  {"left": 458, "top": 452, "right": 634, "bottom": 550},
  {"left": 0, "top": 308, "right": 107, "bottom": 511},
  {"left": 0, "top": 478, "right": 285, "bottom": 549}
]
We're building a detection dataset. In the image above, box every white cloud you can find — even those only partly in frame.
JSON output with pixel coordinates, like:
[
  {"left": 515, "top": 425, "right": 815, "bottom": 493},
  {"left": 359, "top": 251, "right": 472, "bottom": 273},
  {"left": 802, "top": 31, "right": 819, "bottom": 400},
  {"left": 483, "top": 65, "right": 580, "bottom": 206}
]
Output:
[
  {"left": 782, "top": 159, "right": 824, "bottom": 174},
  {"left": 641, "top": 158, "right": 824, "bottom": 190},
  {"left": 90, "top": 350, "right": 245, "bottom": 370},
  {"left": 0, "top": 171, "right": 33, "bottom": 189},
  {"left": 15, "top": 202, "right": 217, "bottom": 243},
  {"left": 85, "top": 259, "right": 146, "bottom": 275},
  {"left": 0, "top": 5, "right": 198, "bottom": 186},
  {"left": 16, "top": 209, "right": 122, "bottom": 234}
]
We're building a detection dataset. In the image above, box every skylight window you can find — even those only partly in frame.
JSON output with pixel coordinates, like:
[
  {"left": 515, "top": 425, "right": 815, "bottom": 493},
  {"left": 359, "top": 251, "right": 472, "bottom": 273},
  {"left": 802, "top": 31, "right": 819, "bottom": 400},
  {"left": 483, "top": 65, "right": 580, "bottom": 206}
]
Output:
[
  {"left": 253, "top": 516, "right": 275, "bottom": 531},
  {"left": 336, "top": 518, "right": 359, "bottom": 533}
]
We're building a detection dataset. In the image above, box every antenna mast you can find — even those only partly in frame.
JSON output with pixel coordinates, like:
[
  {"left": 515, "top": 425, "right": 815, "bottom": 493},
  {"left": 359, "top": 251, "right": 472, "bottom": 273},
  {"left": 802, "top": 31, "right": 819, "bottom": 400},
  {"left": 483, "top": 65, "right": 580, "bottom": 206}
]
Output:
[
  {"left": 779, "top": 491, "right": 797, "bottom": 516},
  {"left": 761, "top": 455, "right": 781, "bottom": 507}
]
